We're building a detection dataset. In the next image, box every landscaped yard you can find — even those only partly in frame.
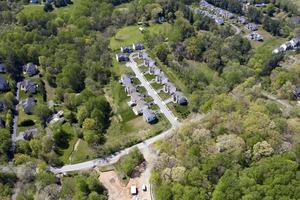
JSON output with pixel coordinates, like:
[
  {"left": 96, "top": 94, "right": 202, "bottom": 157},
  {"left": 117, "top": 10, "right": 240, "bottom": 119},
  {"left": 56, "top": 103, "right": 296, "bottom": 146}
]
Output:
[
  {"left": 158, "top": 91, "right": 171, "bottom": 100},
  {"left": 144, "top": 73, "right": 155, "bottom": 81},
  {"left": 151, "top": 82, "right": 163, "bottom": 90}
]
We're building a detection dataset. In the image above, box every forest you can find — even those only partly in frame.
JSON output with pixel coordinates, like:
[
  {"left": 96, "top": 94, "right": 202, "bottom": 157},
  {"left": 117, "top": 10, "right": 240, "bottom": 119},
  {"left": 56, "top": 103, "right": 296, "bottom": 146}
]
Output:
[{"left": 0, "top": 0, "right": 300, "bottom": 199}]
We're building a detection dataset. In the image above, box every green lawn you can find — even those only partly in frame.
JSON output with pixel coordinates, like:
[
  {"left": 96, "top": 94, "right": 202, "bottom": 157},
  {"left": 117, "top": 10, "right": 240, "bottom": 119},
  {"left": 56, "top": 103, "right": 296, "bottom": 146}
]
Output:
[
  {"left": 159, "top": 91, "right": 171, "bottom": 100},
  {"left": 70, "top": 140, "right": 96, "bottom": 163},
  {"left": 110, "top": 23, "right": 172, "bottom": 51},
  {"left": 169, "top": 103, "right": 190, "bottom": 120},
  {"left": 144, "top": 73, "right": 155, "bottom": 81},
  {"left": 151, "top": 82, "right": 163, "bottom": 90},
  {"left": 58, "top": 123, "right": 78, "bottom": 164}
]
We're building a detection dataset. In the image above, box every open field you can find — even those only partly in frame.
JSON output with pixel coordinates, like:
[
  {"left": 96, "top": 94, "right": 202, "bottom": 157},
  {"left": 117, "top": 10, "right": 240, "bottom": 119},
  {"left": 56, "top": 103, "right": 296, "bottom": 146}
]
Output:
[{"left": 110, "top": 23, "right": 172, "bottom": 51}]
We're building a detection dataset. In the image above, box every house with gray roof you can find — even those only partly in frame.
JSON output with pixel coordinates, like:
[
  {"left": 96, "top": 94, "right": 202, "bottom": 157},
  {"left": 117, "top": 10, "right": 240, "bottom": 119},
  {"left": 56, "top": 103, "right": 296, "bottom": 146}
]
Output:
[
  {"left": 21, "top": 97, "right": 36, "bottom": 114},
  {"left": 133, "top": 43, "right": 144, "bottom": 51},
  {"left": 129, "top": 92, "right": 144, "bottom": 107},
  {"left": 0, "top": 76, "right": 8, "bottom": 92},
  {"left": 144, "top": 58, "right": 156, "bottom": 67},
  {"left": 156, "top": 72, "right": 168, "bottom": 84},
  {"left": 173, "top": 92, "right": 188, "bottom": 105},
  {"left": 164, "top": 82, "right": 176, "bottom": 94},
  {"left": 121, "top": 74, "right": 132, "bottom": 85},
  {"left": 18, "top": 128, "right": 38, "bottom": 141},
  {"left": 116, "top": 53, "right": 129, "bottom": 62},
  {"left": 21, "top": 80, "right": 38, "bottom": 94},
  {"left": 149, "top": 66, "right": 161, "bottom": 75},
  {"left": 23, "top": 63, "right": 38, "bottom": 77},
  {"left": 246, "top": 23, "right": 258, "bottom": 31},
  {"left": 133, "top": 100, "right": 148, "bottom": 115},
  {"left": 120, "top": 46, "right": 133, "bottom": 53},
  {"left": 125, "top": 84, "right": 137, "bottom": 95},
  {"left": 143, "top": 108, "right": 157, "bottom": 123}
]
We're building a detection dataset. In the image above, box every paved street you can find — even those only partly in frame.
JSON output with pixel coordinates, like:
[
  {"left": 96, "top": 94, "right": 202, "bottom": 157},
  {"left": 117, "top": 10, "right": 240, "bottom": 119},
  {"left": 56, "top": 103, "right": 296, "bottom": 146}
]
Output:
[
  {"left": 51, "top": 55, "right": 181, "bottom": 174},
  {"left": 128, "top": 54, "right": 179, "bottom": 127},
  {"left": 50, "top": 127, "right": 175, "bottom": 174}
]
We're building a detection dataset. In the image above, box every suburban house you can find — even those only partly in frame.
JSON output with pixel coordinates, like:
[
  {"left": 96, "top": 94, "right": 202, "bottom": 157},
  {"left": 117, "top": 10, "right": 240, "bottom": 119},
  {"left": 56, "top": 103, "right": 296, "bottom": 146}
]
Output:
[
  {"left": 0, "top": 101, "right": 5, "bottom": 112},
  {"left": 133, "top": 43, "right": 144, "bottom": 51},
  {"left": 132, "top": 100, "right": 148, "bottom": 115},
  {"left": 246, "top": 23, "right": 258, "bottom": 31},
  {"left": 156, "top": 72, "right": 169, "bottom": 84},
  {"left": 116, "top": 53, "right": 129, "bottom": 62},
  {"left": 164, "top": 82, "right": 176, "bottom": 94},
  {"left": 23, "top": 63, "right": 38, "bottom": 77},
  {"left": 144, "top": 58, "right": 156, "bottom": 67},
  {"left": 143, "top": 108, "right": 157, "bottom": 123},
  {"left": 121, "top": 74, "right": 132, "bottom": 85},
  {"left": 237, "top": 16, "right": 247, "bottom": 25},
  {"left": 21, "top": 80, "right": 38, "bottom": 94},
  {"left": 273, "top": 37, "right": 300, "bottom": 54},
  {"left": 138, "top": 52, "right": 148, "bottom": 59},
  {"left": 293, "top": 87, "right": 300, "bottom": 99},
  {"left": 0, "top": 63, "right": 6, "bottom": 73},
  {"left": 173, "top": 91, "right": 188, "bottom": 105},
  {"left": 149, "top": 66, "right": 161, "bottom": 75},
  {"left": 120, "top": 46, "right": 132, "bottom": 53},
  {"left": 125, "top": 84, "right": 137, "bottom": 94},
  {"left": 0, "top": 76, "right": 8, "bottom": 91},
  {"left": 129, "top": 92, "right": 144, "bottom": 107},
  {"left": 21, "top": 97, "right": 36, "bottom": 114},
  {"left": 249, "top": 32, "right": 263, "bottom": 41}
]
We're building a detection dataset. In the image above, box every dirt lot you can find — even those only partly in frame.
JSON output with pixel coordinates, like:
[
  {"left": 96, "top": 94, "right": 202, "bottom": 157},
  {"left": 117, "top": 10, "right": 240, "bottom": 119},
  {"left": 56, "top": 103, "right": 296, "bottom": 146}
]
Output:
[{"left": 98, "top": 163, "right": 151, "bottom": 200}]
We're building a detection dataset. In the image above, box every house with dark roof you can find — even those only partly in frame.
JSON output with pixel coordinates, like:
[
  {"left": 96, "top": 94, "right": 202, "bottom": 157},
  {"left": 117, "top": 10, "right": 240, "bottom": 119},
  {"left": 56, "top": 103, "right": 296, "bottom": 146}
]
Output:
[
  {"left": 293, "top": 87, "right": 300, "bottom": 99},
  {"left": 21, "top": 97, "right": 36, "bottom": 114},
  {"left": 133, "top": 43, "right": 144, "bottom": 51},
  {"left": 120, "top": 46, "right": 133, "bottom": 53},
  {"left": 0, "top": 63, "right": 6, "bottom": 73},
  {"left": 116, "top": 53, "right": 129, "bottom": 62},
  {"left": 21, "top": 80, "right": 38, "bottom": 94},
  {"left": 143, "top": 109, "right": 157, "bottom": 123},
  {"left": 173, "top": 92, "right": 188, "bottom": 105},
  {"left": 23, "top": 63, "right": 38, "bottom": 77},
  {"left": 164, "top": 82, "right": 176, "bottom": 94},
  {"left": 0, "top": 76, "right": 8, "bottom": 92},
  {"left": 18, "top": 128, "right": 38, "bottom": 141}
]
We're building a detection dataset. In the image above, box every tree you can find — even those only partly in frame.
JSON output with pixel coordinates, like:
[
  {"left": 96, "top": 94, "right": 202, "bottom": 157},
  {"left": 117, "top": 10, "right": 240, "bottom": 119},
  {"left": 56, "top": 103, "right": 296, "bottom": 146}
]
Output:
[{"left": 34, "top": 104, "right": 52, "bottom": 126}]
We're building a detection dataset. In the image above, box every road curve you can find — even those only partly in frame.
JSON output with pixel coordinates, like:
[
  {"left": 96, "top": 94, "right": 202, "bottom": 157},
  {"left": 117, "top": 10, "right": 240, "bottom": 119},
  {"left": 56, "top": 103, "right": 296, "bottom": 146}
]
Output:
[
  {"left": 50, "top": 127, "right": 176, "bottom": 174},
  {"left": 51, "top": 55, "right": 181, "bottom": 174}
]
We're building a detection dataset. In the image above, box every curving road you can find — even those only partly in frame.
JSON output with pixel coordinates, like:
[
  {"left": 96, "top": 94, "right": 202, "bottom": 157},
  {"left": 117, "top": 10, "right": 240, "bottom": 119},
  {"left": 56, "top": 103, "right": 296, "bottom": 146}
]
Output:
[
  {"left": 50, "top": 55, "right": 180, "bottom": 174},
  {"left": 50, "top": 127, "right": 176, "bottom": 174}
]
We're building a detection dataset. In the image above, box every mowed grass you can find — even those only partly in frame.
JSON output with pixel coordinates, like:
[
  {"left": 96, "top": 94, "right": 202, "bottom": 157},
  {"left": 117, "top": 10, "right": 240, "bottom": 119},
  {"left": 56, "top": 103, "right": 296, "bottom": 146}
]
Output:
[
  {"left": 58, "top": 123, "right": 77, "bottom": 163},
  {"left": 71, "top": 140, "right": 96, "bottom": 163},
  {"left": 110, "top": 23, "right": 172, "bottom": 51}
]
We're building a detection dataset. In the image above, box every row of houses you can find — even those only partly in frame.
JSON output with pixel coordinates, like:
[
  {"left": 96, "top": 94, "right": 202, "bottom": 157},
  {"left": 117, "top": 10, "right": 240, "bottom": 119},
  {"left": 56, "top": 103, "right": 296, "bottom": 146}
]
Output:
[
  {"left": 273, "top": 36, "right": 300, "bottom": 54},
  {"left": 120, "top": 74, "right": 157, "bottom": 123},
  {"left": 137, "top": 50, "right": 188, "bottom": 105},
  {"left": 116, "top": 43, "right": 145, "bottom": 62}
]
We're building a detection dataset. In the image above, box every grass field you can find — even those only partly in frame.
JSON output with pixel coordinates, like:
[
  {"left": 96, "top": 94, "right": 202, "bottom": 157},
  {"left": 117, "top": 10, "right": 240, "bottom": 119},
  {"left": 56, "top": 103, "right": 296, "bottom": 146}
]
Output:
[{"left": 110, "top": 23, "right": 172, "bottom": 51}]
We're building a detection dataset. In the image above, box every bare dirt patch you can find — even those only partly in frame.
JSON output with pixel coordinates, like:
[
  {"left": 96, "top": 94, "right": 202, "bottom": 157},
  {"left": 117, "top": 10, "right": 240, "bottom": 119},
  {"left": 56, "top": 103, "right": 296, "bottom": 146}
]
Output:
[{"left": 98, "top": 164, "right": 151, "bottom": 200}]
